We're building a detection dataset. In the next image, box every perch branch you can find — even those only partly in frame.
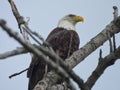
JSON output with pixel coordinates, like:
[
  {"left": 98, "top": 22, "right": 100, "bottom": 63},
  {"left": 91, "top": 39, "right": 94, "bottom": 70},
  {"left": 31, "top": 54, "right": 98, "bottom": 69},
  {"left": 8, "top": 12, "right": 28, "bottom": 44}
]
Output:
[{"left": 66, "top": 17, "right": 120, "bottom": 69}]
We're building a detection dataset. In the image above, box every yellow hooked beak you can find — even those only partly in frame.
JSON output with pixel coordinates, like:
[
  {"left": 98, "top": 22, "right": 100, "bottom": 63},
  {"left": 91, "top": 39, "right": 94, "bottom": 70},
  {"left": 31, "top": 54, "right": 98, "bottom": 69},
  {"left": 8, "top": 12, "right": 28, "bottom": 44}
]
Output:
[{"left": 72, "top": 15, "right": 84, "bottom": 22}]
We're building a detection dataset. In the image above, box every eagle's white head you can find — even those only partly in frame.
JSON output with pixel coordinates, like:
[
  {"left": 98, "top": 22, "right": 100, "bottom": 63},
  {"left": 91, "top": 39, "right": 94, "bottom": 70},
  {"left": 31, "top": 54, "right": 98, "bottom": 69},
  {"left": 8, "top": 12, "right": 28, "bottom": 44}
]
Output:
[{"left": 57, "top": 14, "right": 84, "bottom": 30}]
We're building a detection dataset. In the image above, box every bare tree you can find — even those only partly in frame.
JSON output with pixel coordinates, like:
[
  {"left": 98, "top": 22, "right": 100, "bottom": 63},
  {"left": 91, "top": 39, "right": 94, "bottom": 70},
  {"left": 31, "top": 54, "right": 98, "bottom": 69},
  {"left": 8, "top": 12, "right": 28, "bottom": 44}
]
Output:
[{"left": 0, "top": 0, "right": 120, "bottom": 90}]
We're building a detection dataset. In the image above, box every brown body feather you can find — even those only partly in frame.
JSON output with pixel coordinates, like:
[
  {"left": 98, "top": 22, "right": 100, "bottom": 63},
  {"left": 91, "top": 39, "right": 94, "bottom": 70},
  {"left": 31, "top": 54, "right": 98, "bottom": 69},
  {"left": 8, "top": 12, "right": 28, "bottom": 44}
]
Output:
[{"left": 27, "top": 27, "right": 80, "bottom": 90}]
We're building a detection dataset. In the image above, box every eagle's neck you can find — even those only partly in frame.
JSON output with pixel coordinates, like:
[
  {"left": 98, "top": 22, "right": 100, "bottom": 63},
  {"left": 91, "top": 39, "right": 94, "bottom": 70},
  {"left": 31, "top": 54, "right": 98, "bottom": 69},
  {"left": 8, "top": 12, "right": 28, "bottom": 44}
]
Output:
[{"left": 57, "top": 20, "right": 76, "bottom": 30}]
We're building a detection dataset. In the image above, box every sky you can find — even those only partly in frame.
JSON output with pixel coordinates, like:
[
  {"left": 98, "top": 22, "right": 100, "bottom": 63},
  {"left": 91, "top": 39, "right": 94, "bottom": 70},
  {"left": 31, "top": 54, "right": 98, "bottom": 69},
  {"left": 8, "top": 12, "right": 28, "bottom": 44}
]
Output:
[{"left": 0, "top": 0, "right": 120, "bottom": 90}]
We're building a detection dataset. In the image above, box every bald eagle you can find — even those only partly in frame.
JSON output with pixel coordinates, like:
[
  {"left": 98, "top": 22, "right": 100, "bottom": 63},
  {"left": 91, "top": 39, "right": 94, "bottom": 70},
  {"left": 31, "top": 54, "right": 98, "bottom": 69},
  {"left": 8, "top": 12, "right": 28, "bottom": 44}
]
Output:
[{"left": 27, "top": 14, "right": 84, "bottom": 90}]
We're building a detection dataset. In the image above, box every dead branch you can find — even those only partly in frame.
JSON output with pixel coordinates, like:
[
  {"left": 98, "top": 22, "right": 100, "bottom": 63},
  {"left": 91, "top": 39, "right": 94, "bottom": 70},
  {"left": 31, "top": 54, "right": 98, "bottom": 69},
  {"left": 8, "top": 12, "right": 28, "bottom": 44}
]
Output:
[
  {"left": 8, "top": 0, "right": 22, "bottom": 27},
  {"left": 84, "top": 45, "right": 120, "bottom": 90},
  {"left": 8, "top": 0, "right": 48, "bottom": 46},
  {"left": 113, "top": 6, "right": 118, "bottom": 20},
  {"left": 112, "top": 6, "right": 119, "bottom": 51},
  {"left": 0, "top": 47, "right": 27, "bottom": 59},
  {"left": 108, "top": 34, "right": 113, "bottom": 52},
  {"left": 66, "top": 17, "right": 120, "bottom": 69},
  {"left": 9, "top": 68, "right": 29, "bottom": 78},
  {"left": 83, "top": 7, "right": 120, "bottom": 90}
]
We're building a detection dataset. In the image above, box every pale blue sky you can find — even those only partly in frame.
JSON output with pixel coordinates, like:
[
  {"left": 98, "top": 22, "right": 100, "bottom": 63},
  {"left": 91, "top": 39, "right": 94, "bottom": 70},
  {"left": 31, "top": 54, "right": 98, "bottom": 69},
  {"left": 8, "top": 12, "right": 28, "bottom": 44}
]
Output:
[{"left": 0, "top": 0, "right": 120, "bottom": 90}]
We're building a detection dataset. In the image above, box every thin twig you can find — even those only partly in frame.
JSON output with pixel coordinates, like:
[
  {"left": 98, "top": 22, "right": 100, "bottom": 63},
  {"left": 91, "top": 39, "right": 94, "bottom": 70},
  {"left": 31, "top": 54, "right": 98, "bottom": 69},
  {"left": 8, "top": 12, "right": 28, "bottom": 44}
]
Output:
[
  {"left": 109, "top": 37, "right": 113, "bottom": 52},
  {"left": 113, "top": 35, "right": 116, "bottom": 51},
  {"left": 8, "top": 0, "right": 23, "bottom": 26},
  {"left": 8, "top": 0, "right": 32, "bottom": 57},
  {"left": 113, "top": 6, "right": 118, "bottom": 21},
  {"left": 9, "top": 68, "right": 29, "bottom": 79},
  {"left": 98, "top": 49, "right": 103, "bottom": 64},
  {"left": 112, "top": 6, "right": 118, "bottom": 51},
  {"left": 99, "top": 49, "right": 102, "bottom": 60}
]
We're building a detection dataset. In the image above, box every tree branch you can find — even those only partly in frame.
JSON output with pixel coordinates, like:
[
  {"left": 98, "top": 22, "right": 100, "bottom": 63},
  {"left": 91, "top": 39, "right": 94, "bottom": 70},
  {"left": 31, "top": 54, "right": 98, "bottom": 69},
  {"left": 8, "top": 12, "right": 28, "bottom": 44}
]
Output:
[
  {"left": 66, "top": 16, "right": 120, "bottom": 69},
  {"left": 0, "top": 47, "right": 27, "bottom": 59},
  {"left": 9, "top": 68, "right": 29, "bottom": 78},
  {"left": 83, "top": 7, "right": 120, "bottom": 90},
  {"left": 113, "top": 6, "right": 118, "bottom": 20},
  {"left": 84, "top": 45, "right": 120, "bottom": 90},
  {"left": 112, "top": 6, "right": 119, "bottom": 51},
  {"left": 8, "top": 0, "right": 47, "bottom": 46}
]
